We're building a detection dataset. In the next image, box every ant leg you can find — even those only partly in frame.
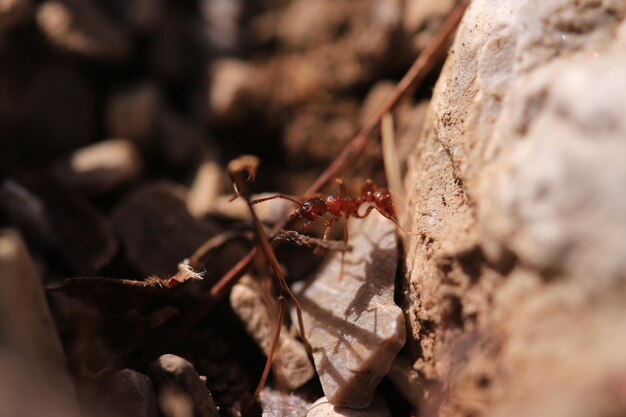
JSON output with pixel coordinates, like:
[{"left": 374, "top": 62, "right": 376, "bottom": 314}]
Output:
[
  {"left": 250, "top": 194, "right": 302, "bottom": 206},
  {"left": 375, "top": 207, "right": 405, "bottom": 232},
  {"left": 362, "top": 178, "right": 378, "bottom": 194},
  {"left": 357, "top": 204, "right": 376, "bottom": 219},
  {"left": 335, "top": 177, "right": 347, "bottom": 197},
  {"left": 313, "top": 216, "right": 334, "bottom": 255},
  {"left": 338, "top": 221, "right": 350, "bottom": 279}
]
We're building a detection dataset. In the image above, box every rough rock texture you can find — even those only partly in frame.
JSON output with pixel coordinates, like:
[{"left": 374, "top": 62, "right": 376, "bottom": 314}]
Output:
[
  {"left": 258, "top": 387, "right": 312, "bottom": 417},
  {"left": 306, "top": 395, "right": 391, "bottom": 417},
  {"left": 404, "top": 1, "right": 626, "bottom": 416},
  {"left": 230, "top": 275, "right": 314, "bottom": 390},
  {"left": 293, "top": 212, "right": 405, "bottom": 408}
]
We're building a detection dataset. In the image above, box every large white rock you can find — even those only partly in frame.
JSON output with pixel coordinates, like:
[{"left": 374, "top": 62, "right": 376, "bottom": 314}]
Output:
[{"left": 404, "top": 0, "right": 626, "bottom": 415}]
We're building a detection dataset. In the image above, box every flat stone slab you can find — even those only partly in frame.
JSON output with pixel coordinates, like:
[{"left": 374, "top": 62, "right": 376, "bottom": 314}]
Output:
[{"left": 292, "top": 212, "right": 405, "bottom": 408}]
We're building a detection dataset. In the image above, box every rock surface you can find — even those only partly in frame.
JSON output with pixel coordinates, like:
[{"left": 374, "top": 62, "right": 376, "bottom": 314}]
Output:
[
  {"left": 259, "top": 387, "right": 312, "bottom": 417},
  {"left": 230, "top": 275, "right": 315, "bottom": 390},
  {"left": 404, "top": 0, "right": 626, "bottom": 416},
  {"left": 0, "top": 229, "right": 81, "bottom": 417},
  {"left": 149, "top": 354, "right": 219, "bottom": 417},
  {"left": 109, "top": 369, "right": 158, "bottom": 417},
  {"left": 306, "top": 395, "right": 391, "bottom": 417},
  {"left": 292, "top": 212, "right": 405, "bottom": 408}
]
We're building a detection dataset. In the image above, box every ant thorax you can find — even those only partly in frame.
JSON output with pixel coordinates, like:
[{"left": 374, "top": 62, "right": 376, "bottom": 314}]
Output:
[{"left": 325, "top": 195, "right": 358, "bottom": 218}]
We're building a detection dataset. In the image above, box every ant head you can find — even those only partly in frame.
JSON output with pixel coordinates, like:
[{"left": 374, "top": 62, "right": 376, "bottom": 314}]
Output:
[{"left": 299, "top": 197, "right": 327, "bottom": 221}]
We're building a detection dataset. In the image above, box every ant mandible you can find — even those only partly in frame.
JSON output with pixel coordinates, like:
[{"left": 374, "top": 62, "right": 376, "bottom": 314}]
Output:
[{"left": 250, "top": 178, "right": 402, "bottom": 251}]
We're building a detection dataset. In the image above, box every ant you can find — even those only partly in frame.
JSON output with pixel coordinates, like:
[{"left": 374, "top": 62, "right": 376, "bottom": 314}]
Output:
[{"left": 250, "top": 178, "right": 402, "bottom": 252}]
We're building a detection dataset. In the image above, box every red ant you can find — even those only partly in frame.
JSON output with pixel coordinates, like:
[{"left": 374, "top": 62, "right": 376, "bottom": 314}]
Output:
[{"left": 250, "top": 178, "right": 402, "bottom": 251}]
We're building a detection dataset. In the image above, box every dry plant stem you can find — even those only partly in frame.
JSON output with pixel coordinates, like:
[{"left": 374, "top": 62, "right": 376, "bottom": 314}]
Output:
[
  {"left": 272, "top": 230, "right": 352, "bottom": 252},
  {"left": 252, "top": 295, "right": 285, "bottom": 402},
  {"left": 202, "top": 0, "right": 468, "bottom": 316},
  {"left": 227, "top": 158, "right": 311, "bottom": 406},
  {"left": 188, "top": 230, "right": 250, "bottom": 268},
  {"left": 381, "top": 113, "right": 406, "bottom": 227},
  {"left": 246, "top": 198, "right": 310, "bottom": 354}
]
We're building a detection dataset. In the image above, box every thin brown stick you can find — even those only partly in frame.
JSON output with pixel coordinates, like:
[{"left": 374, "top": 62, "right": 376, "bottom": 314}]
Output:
[
  {"left": 250, "top": 295, "right": 285, "bottom": 405},
  {"left": 227, "top": 156, "right": 312, "bottom": 350},
  {"left": 271, "top": 230, "right": 352, "bottom": 252},
  {"left": 188, "top": 230, "right": 251, "bottom": 269}
]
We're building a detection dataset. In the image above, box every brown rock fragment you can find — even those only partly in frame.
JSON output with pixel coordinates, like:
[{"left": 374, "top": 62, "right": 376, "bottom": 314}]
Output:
[
  {"left": 111, "top": 182, "right": 219, "bottom": 277},
  {"left": 109, "top": 369, "right": 158, "bottom": 417},
  {"left": 16, "top": 175, "right": 117, "bottom": 275},
  {"left": 0, "top": 229, "right": 81, "bottom": 417}
]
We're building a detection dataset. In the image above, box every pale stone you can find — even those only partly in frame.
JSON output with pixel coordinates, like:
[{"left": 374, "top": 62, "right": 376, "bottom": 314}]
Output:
[
  {"left": 230, "top": 275, "right": 314, "bottom": 390},
  {"left": 403, "top": 0, "right": 626, "bottom": 415},
  {"left": 306, "top": 395, "right": 391, "bottom": 417},
  {"left": 208, "top": 59, "right": 258, "bottom": 122},
  {"left": 259, "top": 387, "right": 312, "bottom": 417},
  {"left": 187, "top": 158, "right": 222, "bottom": 218},
  {"left": 53, "top": 139, "right": 142, "bottom": 194},
  {"left": 292, "top": 212, "right": 405, "bottom": 408}
]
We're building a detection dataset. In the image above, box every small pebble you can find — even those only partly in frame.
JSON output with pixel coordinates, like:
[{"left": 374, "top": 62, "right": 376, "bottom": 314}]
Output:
[
  {"left": 292, "top": 212, "right": 405, "bottom": 408},
  {"left": 149, "top": 354, "right": 219, "bottom": 417},
  {"left": 231, "top": 275, "right": 315, "bottom": 390},
  {"left": 53, "top": 139, "right": 142, "bottom": 195},
  {"left": 306, "top": 395, "right": 391, "bottom": 417},
  {"left": 187, "top": 158, "right": 223, "bottom": 219}
]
